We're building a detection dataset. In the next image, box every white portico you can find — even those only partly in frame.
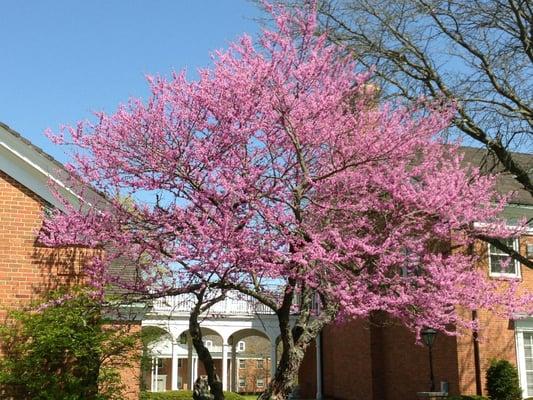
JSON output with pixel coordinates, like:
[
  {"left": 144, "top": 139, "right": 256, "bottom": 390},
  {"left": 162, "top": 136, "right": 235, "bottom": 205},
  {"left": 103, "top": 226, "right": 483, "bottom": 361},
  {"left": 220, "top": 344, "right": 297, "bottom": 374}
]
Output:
[{"left": 142, "top": 291, "right": 284, "bottom": 392}]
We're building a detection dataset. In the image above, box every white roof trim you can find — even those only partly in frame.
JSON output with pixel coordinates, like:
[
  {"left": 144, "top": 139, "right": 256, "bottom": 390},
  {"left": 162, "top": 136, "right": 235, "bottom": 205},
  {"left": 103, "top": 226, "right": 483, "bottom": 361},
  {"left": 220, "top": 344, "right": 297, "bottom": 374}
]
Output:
[{"left": 0, "top": 123, "right": 104, "bottom": 211}]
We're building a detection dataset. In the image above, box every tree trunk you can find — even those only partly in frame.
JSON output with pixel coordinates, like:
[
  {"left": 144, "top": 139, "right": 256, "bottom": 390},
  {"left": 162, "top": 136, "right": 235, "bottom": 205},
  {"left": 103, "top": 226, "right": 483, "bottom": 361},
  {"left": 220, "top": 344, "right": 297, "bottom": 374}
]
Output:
[
  {"left": 258, "top": 287, "right": 337, "bottom": 400},
  {"left": 259, "top": 345, "right": 306, "bottom": 400},
  {"left": 189, "top": 296, "right": 224, "bottom": 400}
]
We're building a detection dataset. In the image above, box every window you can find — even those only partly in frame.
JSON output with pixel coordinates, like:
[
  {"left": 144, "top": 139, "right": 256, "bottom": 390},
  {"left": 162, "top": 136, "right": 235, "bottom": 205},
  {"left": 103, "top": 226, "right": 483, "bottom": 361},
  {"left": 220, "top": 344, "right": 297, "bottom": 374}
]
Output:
[
  {"left": 239, "top": 378, "right": 246, "bottom": 388},
  {"left": 204, "top": 339, "right": 213, "bottom": 349},
  {"left": 156, "top": 358, "right": 164, "bottom": 369},
  {"left": 239, "top": 359, "right": 246, "bottom": 369},
  {"left": 488, "top": 239, "right": 520, "bottom": 278},
  {"left": 257, "top": 359, "right": 264, "bottom": 369},
  {"left": 256, "top": 378, "right": 265, "bottom": 388},
  {"left": 237, "top": 341, "right": 245, "bottom": 352},
  {"left": 179, "top": 333, "right": 187, "bottom": 344}
]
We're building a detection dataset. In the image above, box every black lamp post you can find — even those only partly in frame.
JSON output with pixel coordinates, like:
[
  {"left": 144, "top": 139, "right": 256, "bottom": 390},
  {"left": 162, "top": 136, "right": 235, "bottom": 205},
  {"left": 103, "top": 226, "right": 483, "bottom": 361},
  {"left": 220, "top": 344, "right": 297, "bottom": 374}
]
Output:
[{"left": 421, "top": 327, "right": 437, "bottom": 392}]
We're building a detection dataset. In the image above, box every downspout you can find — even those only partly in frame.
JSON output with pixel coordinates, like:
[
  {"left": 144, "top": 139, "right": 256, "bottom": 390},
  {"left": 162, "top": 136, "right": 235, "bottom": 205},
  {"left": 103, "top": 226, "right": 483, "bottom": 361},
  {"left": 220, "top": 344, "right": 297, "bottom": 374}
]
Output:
[
  {"left": 468, "top": 243, "right": 483, "bottom": 395},
  {"left": 315, "top": 292, "right": 324, "bottom": 400},
  {"left": 472, "top": 310, "right": 483, "bottom": 396},
  {"left": 316, "top": 330, "right": 324, "bottom": 400}
]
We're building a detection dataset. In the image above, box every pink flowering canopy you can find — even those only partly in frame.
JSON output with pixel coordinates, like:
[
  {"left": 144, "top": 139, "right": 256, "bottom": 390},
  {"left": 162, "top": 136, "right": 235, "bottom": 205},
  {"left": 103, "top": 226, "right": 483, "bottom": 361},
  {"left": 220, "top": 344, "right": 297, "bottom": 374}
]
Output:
[{"left": 41, "top": 4, "right": 532, "bottom": 337}]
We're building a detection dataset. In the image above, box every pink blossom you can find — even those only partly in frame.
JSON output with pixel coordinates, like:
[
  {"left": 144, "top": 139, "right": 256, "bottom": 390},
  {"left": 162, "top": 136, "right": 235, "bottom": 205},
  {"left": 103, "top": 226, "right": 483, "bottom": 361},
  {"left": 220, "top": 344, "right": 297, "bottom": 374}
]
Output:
[{"left": 40, "top": 2, "right": 533, "bottom": 336}]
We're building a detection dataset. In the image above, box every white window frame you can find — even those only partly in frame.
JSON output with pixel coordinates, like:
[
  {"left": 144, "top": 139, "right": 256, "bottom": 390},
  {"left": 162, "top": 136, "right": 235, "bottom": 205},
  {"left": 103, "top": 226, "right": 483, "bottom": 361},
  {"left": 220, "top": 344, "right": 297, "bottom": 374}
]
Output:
[
  {"left": 257, "top": 358, "right": 264, "bottom": 369},
  {"left": 488, "top": 239, "right": 521, "bottom": 278},
  {"left": 204, "top": 339, "right": 213, "bottom": 349},
  {"left": 239, "top": 378, "right": 246, "bottom": 387},
  {"left": 256, "top": 378, "right": 265, "bottom": 387},
  {"left": 237, "top": 340, "right": 245, "bottom": 352},
  {"left": 239, "top": 359, "right": 246, "bottom": 369}
]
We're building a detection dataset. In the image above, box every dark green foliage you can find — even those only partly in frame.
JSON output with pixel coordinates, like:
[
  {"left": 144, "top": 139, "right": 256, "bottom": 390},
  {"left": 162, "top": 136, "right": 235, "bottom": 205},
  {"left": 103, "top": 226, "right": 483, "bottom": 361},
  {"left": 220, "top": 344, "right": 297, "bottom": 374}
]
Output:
[
  {"left": 139, "top": 391, "right": 245, "bottom": 400},
  {"left": 0, "top": 289, "right": 139, "bottom": 400},
  {"left": 486, "top": 359, "right": 522, "bottom": 400}
]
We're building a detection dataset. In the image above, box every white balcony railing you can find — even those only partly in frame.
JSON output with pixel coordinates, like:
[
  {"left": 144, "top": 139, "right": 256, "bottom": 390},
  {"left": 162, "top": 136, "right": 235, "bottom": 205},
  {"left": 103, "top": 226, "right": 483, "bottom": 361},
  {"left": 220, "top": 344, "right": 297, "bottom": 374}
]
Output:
[{"left": 151, "top": 292, "right": 274, "bottom": 316}]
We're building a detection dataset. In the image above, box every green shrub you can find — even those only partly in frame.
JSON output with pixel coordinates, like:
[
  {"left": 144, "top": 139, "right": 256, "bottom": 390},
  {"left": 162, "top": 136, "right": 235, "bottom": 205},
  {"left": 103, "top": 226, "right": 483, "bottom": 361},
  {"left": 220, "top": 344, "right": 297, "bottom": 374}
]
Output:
[
  {"left": 486, "top": 359, "right": 522, "bottom": 400},
  {"left": 139, "top": 391, "right": 245, "bottom": 400},
  {"left": 0, "top": 288, "right": 139, "bottom": 400}
]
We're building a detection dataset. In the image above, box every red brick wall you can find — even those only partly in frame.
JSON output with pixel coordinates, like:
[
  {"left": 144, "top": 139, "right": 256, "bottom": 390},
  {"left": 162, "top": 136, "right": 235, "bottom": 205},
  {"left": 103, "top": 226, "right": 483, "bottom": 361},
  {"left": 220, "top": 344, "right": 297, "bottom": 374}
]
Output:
[
  {"left": 0, "top": 170, "right": 140, "bottom": 400},
  {"left": 300, "top": 318, "right": 374, "bottom": 400},
  {"left": 235, "top": 357, "right": 271, "bottom": 393},
  {"left": 0, "top": 171, "right": 86, "bottom": 318},
  {"left": 299, "top": 317, "right": 460, "bottom": 400},
  {"left": 299, "top": 235, "right": 533, "bottom": 399},
  {"left": 456, "top": 237, "right": 533, "bottom": 396},
  {"left": 376, "top": 319, "right": 460, "bottom": 399}
]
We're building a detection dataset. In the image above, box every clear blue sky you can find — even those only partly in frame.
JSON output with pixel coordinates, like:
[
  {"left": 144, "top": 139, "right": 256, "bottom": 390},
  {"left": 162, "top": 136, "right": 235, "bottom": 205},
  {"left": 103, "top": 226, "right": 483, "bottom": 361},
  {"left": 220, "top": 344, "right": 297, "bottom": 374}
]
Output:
[{"left": 0, "top": 0, "right": 263, "bottom": 162}]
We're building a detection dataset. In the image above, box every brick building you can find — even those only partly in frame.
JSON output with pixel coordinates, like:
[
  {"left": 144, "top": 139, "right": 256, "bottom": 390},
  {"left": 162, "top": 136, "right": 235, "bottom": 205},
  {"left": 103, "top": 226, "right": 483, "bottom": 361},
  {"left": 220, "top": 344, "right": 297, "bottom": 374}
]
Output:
[
  {"left": 0, "top": 122, "right": 280, "bottom": 398},
  {"left": 299, "top": 148, "right": 533, "bottom": 399},
  {"left": 0, "top": 122, "right": 141, "bottom": 399},
  {"left": 4, "top": 120, "right": 533, "bottom": 399}
]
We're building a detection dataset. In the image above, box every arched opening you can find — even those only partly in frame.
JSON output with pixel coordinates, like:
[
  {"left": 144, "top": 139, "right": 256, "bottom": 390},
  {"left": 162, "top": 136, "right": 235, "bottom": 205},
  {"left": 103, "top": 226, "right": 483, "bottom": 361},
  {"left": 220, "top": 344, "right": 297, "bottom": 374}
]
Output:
[
  {"left": 183, "top": 327, "right": 225, "bottom": 389},
  {"left": 141, "top": 325, "right": 228, "bottom": 392},
  {"left": 140, "top": 325, "right": 174, "bottom": 392},
  {"left": 228, "top": 328, "right": 274, "bottom": 394}
]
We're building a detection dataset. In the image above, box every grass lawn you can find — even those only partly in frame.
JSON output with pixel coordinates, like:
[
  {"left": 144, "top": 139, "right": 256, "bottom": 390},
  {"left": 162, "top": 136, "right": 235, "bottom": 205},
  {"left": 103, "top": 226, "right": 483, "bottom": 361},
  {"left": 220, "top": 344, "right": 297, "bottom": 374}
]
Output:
[{"left": 241, "top": 396, "right": 259, "bottom": 400}]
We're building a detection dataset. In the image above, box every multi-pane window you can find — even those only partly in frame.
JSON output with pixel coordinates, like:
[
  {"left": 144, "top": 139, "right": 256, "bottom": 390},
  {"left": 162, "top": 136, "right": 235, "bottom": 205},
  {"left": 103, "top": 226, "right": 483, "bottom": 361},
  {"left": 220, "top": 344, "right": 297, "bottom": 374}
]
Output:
[
  {"left": 256, "top": 378, "right": 265, "bottom": 388},
  {"left": 488, "top": 239, "right": 520, "bottom": 278},
  {"left": 239, "top": 378, "right": 246, "bottom": 388},
  {"left": 204, "top": 339, "right": 213, "bottom": 349},
  {"left": 237, "top": 341, "right": 246, "bottom": 351},
  {"left": 239, "top": 359, "right": 246, "bottom": 369},
  {"left": 257, "top": 359, "right": 264, "bottom": 369}
]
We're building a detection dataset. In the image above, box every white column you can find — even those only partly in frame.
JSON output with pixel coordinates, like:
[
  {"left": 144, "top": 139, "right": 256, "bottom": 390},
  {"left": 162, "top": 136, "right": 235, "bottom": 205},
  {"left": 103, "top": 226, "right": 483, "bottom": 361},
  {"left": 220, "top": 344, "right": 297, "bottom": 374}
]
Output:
[
  {"left": 316, "top": 334, "right": 323, "bottom": 400},
  {"left": 270, "top": 340, "right": 277, "bottom": 378},
  {"left": 194, "top": 357, "right": 199, "bottom": 382},
  {"left": 231, "top": 341, "right": 237, "bottom": 391},
  {"left": 188, "top": 337, "right": 194, "bottom": 389},
  {"left": 222, "top": 343, "right": 229, "bottom": 390},
  {"left": 171, "top": 342, "right": 179, "bottom": 390}
]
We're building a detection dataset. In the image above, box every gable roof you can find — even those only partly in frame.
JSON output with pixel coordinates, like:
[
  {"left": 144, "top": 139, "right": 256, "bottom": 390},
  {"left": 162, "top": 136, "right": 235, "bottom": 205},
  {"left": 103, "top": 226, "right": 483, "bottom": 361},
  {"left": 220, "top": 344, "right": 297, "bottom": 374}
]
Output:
[
  {"left": 0, "top": 121, "right": 105, "bottom": 210},
  {"left": 459, "top": 146, "right": 533, "bottom": 206}
]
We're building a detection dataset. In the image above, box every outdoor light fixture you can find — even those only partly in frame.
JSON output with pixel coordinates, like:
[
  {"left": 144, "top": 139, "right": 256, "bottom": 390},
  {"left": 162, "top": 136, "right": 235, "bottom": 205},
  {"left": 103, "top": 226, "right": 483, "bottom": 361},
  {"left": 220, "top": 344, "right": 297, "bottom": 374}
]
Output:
[
  {"left": 421, "top": 327, "right": 438, "bottom": 392},
  {"left": 421, "top": 327, "right": 437, "bottom": 348}
]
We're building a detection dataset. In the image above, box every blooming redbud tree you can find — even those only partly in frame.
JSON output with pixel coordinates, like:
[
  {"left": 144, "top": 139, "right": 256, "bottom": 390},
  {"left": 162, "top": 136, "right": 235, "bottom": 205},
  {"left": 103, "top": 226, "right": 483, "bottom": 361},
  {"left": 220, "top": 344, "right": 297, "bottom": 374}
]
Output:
[{"left": 41, "top": 4, "right": 533, "bottom": 399}]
